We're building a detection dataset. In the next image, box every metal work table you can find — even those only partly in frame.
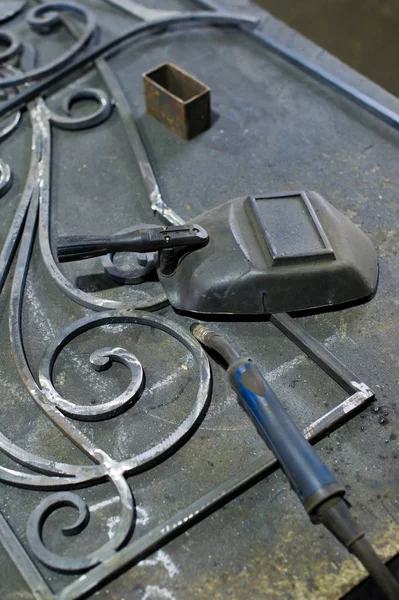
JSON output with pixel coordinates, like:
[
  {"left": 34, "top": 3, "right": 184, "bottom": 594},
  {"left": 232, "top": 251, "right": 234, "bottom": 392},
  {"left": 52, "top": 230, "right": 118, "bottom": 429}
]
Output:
[{"left": 0, "top": 1, "right": 398, "bottom": 599}]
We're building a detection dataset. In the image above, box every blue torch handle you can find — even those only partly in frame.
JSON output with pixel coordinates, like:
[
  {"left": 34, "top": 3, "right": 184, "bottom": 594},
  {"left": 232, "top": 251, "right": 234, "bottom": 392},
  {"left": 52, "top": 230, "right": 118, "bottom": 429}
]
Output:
[{"left": 229, "top": 359, "right": 338, "bottom": 505}]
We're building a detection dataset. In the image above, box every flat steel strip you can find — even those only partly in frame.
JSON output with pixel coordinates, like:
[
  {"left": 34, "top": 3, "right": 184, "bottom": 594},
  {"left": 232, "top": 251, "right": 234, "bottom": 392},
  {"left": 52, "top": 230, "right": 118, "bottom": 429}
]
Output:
[
  {"left": 0, "top": 512, "right": 53, "bottom": 600},
  {"left": 271, "top": 313, "right": 370, "bottom": 395}
]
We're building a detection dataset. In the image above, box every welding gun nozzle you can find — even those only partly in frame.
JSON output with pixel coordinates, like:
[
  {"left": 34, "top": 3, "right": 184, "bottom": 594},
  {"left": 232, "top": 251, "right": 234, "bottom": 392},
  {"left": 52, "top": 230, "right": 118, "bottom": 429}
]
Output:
[
  {"left": 190, "top": 323, "right": 214, "bottom": 344},
  {"left": 190, "top": 323, "right": 240, "bottom": 365}
]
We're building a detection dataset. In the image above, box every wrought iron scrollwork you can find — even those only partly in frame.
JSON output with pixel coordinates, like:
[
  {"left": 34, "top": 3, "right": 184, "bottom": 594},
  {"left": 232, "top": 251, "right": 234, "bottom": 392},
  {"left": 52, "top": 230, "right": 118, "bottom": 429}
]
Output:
[
  {"left": 0, "top": 2, "right": 97, "bottom": 89},
  {"left": 0, "top": 2, "right": 379, "bottom": 598},
  {"left": 0, "top": 31, "right": 22, "bottom": 63},
  {"left": 0, "top": 2, "right": 282, "bottom": 594},
  {"left": 39, "top": 344, "right": 145, "bottom": 421},
  {"left": 0, "top": 1, "right": 240, "bottom": 593},
  {"left": 36, "top": 90, "right": 169, "bottom": 310},
  {"left": 1, "top": 83, "right": 211, "bottom": 572},
  {"left": 27, "top": 481, "right": 135, "bottom": 573},
  {"left": 0, "top": 10, "right": 259, "bottom": 118}
]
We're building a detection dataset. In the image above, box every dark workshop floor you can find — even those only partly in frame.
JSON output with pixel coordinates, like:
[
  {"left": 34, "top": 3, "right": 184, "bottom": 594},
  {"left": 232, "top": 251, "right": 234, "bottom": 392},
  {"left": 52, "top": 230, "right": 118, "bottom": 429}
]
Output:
[{"left": 256, "top": 0, "right": 399, "bottom": 98}]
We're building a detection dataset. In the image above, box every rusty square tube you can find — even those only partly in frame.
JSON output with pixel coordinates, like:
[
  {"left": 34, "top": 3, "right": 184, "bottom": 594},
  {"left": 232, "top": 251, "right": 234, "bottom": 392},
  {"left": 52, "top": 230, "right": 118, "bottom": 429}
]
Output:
[{"left": 143, "top": 62, "right": 211, "bottom": 139}]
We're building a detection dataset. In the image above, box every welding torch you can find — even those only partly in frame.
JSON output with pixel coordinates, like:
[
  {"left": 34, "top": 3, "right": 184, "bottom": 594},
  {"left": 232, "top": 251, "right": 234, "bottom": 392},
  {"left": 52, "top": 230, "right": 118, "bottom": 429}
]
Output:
[{"left": 191, "top": 323, "right": 399, "bottom": 600}]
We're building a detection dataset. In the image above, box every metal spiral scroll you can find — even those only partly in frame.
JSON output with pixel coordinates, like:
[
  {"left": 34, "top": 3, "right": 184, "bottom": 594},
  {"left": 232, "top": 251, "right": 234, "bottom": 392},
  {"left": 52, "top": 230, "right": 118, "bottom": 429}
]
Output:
[
  {"left": 0, "top": 0, "right": 251, "bottom": 590},
  {"left": 34, "top": 88, "right": 168, "bottom": 311},
  {"left": 16, "top": 310, "right": 210, "bottom": 572},
  {"left": 26, "top": 483, "right": 135, "bottom": 574},
  {"left": 0, "top": 2, "right": 96, "bottom": 89},
  {"left": 0, "top": 42, "right": 211, "bottom": 577},
  {"left": 39, "top": 345, "right": 144, "bottom": 421},
  {"left": 0, "top": 31, "right": 22, "bottom": 63},
  {"left": 5, "top": 181, "right": 211, "bottom": 571}
]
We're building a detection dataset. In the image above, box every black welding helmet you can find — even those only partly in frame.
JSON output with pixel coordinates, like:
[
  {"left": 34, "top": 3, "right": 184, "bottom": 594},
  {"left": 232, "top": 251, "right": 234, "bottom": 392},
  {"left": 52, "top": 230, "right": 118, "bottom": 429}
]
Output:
[
  {"left": 158, "top": 191, "right": 378, "bottom": 315},
  {"left": 58, "top": 190, "right": 378, "bottom": 316}
]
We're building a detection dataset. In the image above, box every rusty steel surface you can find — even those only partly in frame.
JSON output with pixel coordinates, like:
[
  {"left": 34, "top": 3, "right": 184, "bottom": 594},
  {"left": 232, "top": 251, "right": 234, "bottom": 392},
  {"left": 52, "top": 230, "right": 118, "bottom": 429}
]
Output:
[
  {"left": 0, "top": 1, "right": 399, "bottom": 600},
  {"left": 143, "top": 62, "right": 211, "bottom": 139}
]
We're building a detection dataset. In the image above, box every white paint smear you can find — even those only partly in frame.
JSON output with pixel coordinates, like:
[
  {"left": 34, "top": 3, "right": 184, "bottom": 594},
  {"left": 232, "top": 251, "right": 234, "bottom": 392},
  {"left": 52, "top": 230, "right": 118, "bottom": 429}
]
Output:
[
  {"left": 264, "top": 331, "right": 341, "bottom": 383},
  {"left": 142, "top": 586, "right": 176, "bottom": 600},
  {"left": 146, "top": 372, "right": 180, "bottom": 394},
  {"left": 137, "top": 505, "right": 149, "bottom": 526},
  {"left": 139, "top": 550, "right": 179, "bottom": 579},
  {"left": 106, "top": 515, "right": 120, "bottom": 539},
  {"left": 91, "top": 498, "right": 149, "bottom": 525},
  {"left": 146, "top": 358, "right": 194, "bottom": 395},
  {"left": 90, "top": 496, "right": 120, "bottom": 512}
]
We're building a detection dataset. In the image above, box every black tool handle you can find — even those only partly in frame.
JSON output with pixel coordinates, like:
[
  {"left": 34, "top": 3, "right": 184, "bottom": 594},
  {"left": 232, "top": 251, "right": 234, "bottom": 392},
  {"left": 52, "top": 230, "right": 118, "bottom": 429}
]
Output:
[{"left": 57, "top": 225, "right": 208, "bottom": 262}]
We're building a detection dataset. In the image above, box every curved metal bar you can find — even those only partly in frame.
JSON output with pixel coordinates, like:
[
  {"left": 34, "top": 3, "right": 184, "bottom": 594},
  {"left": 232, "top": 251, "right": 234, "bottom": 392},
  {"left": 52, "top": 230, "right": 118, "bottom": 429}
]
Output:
[
  {"left": 9, "top": 187, "right": 112, "bottom": 467},
  {"left": 103, "top": 0, "right": 179, "bottom": 20},
  {"left": 49, "top": 87, "right": 113, "bottom": 130},
  {"left": 0, "top": 440, "right": 107, "bottom": 493},
  {"left": 0, "top": 2, "right": 96, "bottom": 89},
  {"left": 0, "top": 160, "right": 12, "bottom": 197},
  {"left": 27, "top": 492, "right": 93, "bottom": 572},
  {"left": 0, "top": 80, "right": 140, "bottom": 319},
  {"left": 0, "top": 31, "right": 22, "bottom": 63},
  {"left": 0, "top": 431, "right": 98, "bottom": 479},
  {"left": 35, "top": 95, "right": 168, "bottom": 311},
  {"left": 2, "top": 102, "right": 169, "bottom": 494},
  {"left": 0, "top": 11, "right": 259, "bottom": 117},
  {"left": 39, "top": 345, "right": 144, "bottom": 421},
  {"left": 0, "top": 76, "right": 113, "bottom": 495},
  {"left": 29, "top": 309, "right": 211, "bottom": 475},
  {"left": 0, "top": 64, "right": 23, "bottom": 141},
  {"left": 7, "top": 162, "right": 210, "bottom": 484},
  {"left": 7, "top": 212, "right": 210, "bottom": 558},
  {"left": 6, "top": 192, "right": 108, "bottom": 485},
  {"left": 27, "top": 473, "right": 135, "bottom": 573},
  {"left": 0, "top": 105, "right": 39, "bottom": 296},
  {"left": 70, "top": 311, "right": 211, "bottom": 475},
  {"left": 0, "top": 466, "right": 84, "bottom": 490},
  {"left": 0, "top": 111, "right": 21, "bottom": 141}
]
